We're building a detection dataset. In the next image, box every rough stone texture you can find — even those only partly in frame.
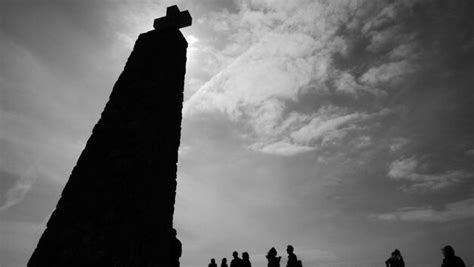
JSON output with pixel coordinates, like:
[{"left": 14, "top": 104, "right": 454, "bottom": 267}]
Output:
[{"left": 28, "top": 27, "right": 187, "bottom": 267}]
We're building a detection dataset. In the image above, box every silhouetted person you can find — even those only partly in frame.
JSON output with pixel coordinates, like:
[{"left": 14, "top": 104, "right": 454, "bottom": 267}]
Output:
[
  {"left": 242, "top": 252, "right": 252, "bottom": 267},
  {"left": 209, "top": 258, "right": 218, "bottom": 267},
  {"left": 266, "top": 247, "right": 281, "bottom": 267},
  {"left": 441, "top": 245, "right": 465, "bottom": 267},
  {"left": 286, "top": 245, "right": 301, "bottom": 267},
  {"left": 170, "top": 228, "right": 182, "bottom": 267},
  {"left": 221, "top": 258, "right": 229, "bottom": 267},
  {"left": 231, "top": 251, "right": 242, "bottom": 267},
  {"left": 385, "top": 249, "right": 405, "bottom": 267}
]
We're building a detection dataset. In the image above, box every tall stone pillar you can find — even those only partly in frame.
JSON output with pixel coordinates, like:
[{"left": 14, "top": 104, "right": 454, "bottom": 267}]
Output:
[{"left": 28, "top": 6, "right": 191, "bottom": 267}]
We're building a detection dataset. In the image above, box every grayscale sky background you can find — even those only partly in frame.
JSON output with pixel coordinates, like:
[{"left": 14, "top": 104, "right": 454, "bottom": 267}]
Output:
[{"left": 1, "top": 0, "right": 473, "bottom": 266}]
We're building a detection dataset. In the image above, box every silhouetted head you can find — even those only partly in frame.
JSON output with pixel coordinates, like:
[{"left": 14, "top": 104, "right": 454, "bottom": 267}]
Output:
[
  {"left": 243, "top": 252, "right": 249, "bottom": 261},
  {"left": 222, "top": 258, "right": 227, "bottom": 264},
  {"left": 267, "top": 247, "right": 277, "bottom": 257},
  {"left": 287, "top": 245, "right": 294, "bottom": 254},
  {"left": 233, "top": 251, "right": 239, "bottom": 258},
  {"left": 442, "top": 246, "right": 455, "bottom": 258},
  {"left": 211, "top": 258, "right": 216, "bottom": 264},
  {"left": 393, "top": 249, "right": 401, "bottom": 256}
]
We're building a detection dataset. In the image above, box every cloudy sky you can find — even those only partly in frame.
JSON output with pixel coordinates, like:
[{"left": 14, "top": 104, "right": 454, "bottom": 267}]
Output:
[{"left": 1, "top": 0, "right": 473, "bottom": 266}]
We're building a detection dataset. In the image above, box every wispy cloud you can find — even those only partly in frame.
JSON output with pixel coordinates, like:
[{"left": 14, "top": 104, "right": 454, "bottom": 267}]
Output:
[
  {"left": 333, "top": 71, "right": 375, "bottom": 95},
  {"left": 389, "top": 137, "right": 409, "bottom": 152},
  {"left": 3, "top": 1, "right": 474, "bottom": 266},
  {"left": 289, "top": 107, "right": 365, "bottom": 146},
  {"left": 0, "top": 162, "right": 40, "bottom": 211},
  {"left": 184, "top": 1, "right": 409, "bottom": 156},
  {"left": 372, "top": 198, "right": 474, "bottom": 223},
  {"left": 249, "top": 140, "right": 315, "bottom": 156},
  {"left": 359, "top": 60, "right": 415, "bottom": 86},
  {"left": 0, "top": 36, "right": 88, "bottom": 211},
  {"left": 388, "top": 157, "right": 472, "bottom": 192},
  {"left": 247, "top": 105, "right": 385, "bottom": 156}
]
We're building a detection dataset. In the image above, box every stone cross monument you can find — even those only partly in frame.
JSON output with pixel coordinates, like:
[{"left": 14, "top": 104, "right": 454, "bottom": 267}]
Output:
[{"left": 28, "top": 5, "right": 191, "bottom": 266}]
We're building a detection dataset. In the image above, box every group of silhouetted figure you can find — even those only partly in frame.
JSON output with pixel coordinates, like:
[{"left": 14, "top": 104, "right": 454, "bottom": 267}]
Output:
[
  {"left": 385, "top": 246, "right": 466, "bottom": 267},
  {"left": 208, "top": 245, "right": 302, "bottom": 267},
  {"left": 207, "top": 244, "right": 467, "bottom": 267}
]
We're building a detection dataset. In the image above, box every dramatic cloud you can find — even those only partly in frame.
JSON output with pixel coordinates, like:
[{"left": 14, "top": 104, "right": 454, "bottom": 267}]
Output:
[
  {"left": 359, "top": 60, "right": 415, "bottom": 86},
  {"left": 249, "top": 140, "right": 315, "bottom": 156},
  {"left": 247, "top": 105, "right": 387, "bottom": 156},
  {"left": 184, "top": 30, "right": 318, "bottom": 118},
  {"left": 2, "top": 0, "right": 474, "bottom": 266},
  {"left": 388, "top": 157, "right": 472, "bottom": 192},
  {"left": 389, "top": 137, "right": 409, "bottom": 152},
  {"left": 0, "top": 170, "right": 38, "bottom": 212},
  {"left": 373, "top": 198, "right": 474, "bottom": 223},
  {"left": 290, "top": 108, "right": 364, "bottom": 145},
  {"left": 184, "top": 0, "right": 410, "bottom": 156},
  {"left": 333, "top": 72, "right": 367, "bottom": 95}
]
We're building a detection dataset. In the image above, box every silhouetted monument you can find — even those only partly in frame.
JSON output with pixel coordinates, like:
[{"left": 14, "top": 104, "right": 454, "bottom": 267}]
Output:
[{"left": 28, "top": 5, "right": 191, "bottom": 266}]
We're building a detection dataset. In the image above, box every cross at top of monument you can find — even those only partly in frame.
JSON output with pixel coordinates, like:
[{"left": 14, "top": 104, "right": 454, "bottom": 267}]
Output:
[{"left": 154, "top": 5, "right": 192, "bottom": 31}]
